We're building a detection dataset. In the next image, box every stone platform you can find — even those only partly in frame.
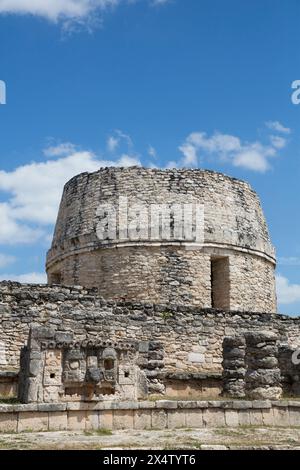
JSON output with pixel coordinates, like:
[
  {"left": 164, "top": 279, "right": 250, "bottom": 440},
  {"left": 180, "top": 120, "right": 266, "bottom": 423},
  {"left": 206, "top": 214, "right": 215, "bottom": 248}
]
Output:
[{"left": 0, "top": 400, "right": 299, "bottom": 433}]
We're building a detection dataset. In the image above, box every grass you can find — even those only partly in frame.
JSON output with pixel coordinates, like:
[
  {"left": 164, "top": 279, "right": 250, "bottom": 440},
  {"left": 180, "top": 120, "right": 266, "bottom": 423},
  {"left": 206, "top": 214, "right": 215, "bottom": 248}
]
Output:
[
  {"left": 160, "top": 312, "right": 174, "bottom": 322},
  {"left": 0, "top": 397, "right": 19, "bottom": 404}
]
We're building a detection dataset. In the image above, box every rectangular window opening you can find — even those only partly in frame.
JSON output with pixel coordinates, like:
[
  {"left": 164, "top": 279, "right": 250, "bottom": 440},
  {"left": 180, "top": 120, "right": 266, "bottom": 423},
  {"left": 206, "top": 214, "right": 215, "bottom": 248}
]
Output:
[{"left": 211, "top": 257, "right": 230, "bottom": 310}]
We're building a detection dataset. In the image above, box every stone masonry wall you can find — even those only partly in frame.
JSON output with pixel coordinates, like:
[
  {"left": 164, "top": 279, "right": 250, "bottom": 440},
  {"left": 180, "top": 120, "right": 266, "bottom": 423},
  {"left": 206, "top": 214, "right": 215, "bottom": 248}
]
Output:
[
  {"left": 0, "top": 282, "right": 299, "bottom": 374},
  {"left": 229, "top": 253, "right": 276, "bottom": 312},
  {"left": 1, "top": 400, "right": 300, "bottom": 433},
  {"left": 50, "top": 248, "right": 212, "bottom": 307},
  {"left": 47, "top": 167, "right": 277, "bottom": 312},
  {"left": 49, "top": 249, "right": 275, "bottom": 311}
]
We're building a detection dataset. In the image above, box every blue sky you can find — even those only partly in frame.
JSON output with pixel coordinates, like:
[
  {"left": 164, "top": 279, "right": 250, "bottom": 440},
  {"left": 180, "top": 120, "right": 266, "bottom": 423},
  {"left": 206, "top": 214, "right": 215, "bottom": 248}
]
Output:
[{"left": 0, "top": 0, "right": 300, "bottom": 315}]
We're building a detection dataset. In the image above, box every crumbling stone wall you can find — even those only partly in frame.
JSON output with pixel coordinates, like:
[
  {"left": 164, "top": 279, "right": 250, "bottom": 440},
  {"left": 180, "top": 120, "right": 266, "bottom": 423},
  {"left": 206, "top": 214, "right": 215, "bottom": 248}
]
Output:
[
  {"left": 222, "top": 336, "right": 246, "bottom": 398},
  {"left": 0, "top": 282, "right": 299, "bottom": 378},
  {"left": 18, "top": 327, "right": 151, "bottom": 403},
  {"left": 245, "top": 332, "right": 282, "bottom": 400},
  {"left": 278, "top": 344, "right": 300, "bottom": 396},
  {"left": 47, "top": 167, "right": 277, "bottom": 312},
  {"left": 222, "top": 332, "right": 300, "bottom": 399}
]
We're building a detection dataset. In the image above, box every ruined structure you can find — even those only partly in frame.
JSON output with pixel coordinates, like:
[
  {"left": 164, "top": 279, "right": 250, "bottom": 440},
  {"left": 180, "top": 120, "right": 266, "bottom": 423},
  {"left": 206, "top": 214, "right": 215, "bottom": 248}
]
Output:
[
  {"left": 0, "top": 167, "right": 300, "bottom": 432},
  {"left": 18, "top": 327, "right": 150, "bottom": 403},
  {"left": 46, "top": 168, "right": 277, "bottom": 312}
]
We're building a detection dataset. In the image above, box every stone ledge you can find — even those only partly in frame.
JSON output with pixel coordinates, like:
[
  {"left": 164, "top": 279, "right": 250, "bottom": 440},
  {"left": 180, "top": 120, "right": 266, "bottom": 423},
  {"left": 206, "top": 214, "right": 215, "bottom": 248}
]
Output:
[
  {"left": 160, "top": 372, "right": 222, "bottom": 381},
  {"left": 0, "top": 400, "right": 298, "bottom": 413},
  {"left": 0, "top": 400, "right": 299, "bottom": 433},
  {"left": 252, "top": 401, "right": 272, "bottom": 409},
  {"left": 0, "top": 282, "right": 294, "bottom": 318},
  {"left": 288, "top": 401, "right": 300, "bottom": 408},
  {"left": 155, "top": 400, "right": 178, "bottom": 409},
  {"left": 37, "top": 403, "right": 67, "bottom": 412}
]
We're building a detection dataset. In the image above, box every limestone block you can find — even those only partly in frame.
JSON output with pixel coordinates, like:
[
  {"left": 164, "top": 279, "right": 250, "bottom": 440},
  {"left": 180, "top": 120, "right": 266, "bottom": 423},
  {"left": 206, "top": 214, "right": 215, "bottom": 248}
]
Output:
[
  {"left": 156, "top": 400, "right": 177, "bottom": 409},
  {"left": 85, "top": 411, "right": 100, "bottom": 430},
  {"left": 18, "top": 412, "right": 49, "bottom": 432},
  {"left": 49, "top": 411, "right": 68, "bottom": 431},
  {"left": 262, "top": 409, "right": 274, "bottom": 426},
  {"left": 238, "top": 410, "right": 251, "bottom": 426},
  {"left": 288, "top": 408, "right": 300, "bottom": 426},
  {"left": 249, "top": 410, "right": 263, "bottom": 426},
  {"left": 0, "top": 413, "right": 17, "bottom": 433},
  {"left": 273, "top": 407, "right": 290, "bottom": 427},
  {"left": 99, "top": 410, "right": 113, "bottom": 430},
  {"left": 151, "top": 410, "right": 167, "bottom": 429},
  {"left": 67, "top": 410, "right": 86, "bottom": 431},
  {"left": 113, "top": 410, "right": 134, "bottom": 430},
  {"left": 134, "top": 410, "right": 152, "bottom": 430},
  {"left": 188, "top": 353, "right": 205, "bottom": 364},
  {"left": 185, "top": 409, "right": 203, "bottom": 428},
  {"left": 225, "top": 410, "right": 239, "bottom": 427},
  {"left": 203, "top": 408, "right": 226, "bottom": 427},
  {"left": 167, "top": 410, "right": 186, "bottom": 429}
]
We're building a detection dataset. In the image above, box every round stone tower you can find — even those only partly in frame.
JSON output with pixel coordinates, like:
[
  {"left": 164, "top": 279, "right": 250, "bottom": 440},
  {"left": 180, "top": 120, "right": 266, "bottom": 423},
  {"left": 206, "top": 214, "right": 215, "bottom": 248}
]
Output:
[{"left": 46, "top": 167, "right": 277, "bottom": 312}]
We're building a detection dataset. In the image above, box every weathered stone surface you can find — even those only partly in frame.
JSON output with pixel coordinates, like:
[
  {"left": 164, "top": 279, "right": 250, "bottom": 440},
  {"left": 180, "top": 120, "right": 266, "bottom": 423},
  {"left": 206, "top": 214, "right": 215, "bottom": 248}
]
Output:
[
  {"left": 185, "top": 409, "right": 203, "bottom": 428},
  {"left": 0, "top": 281, "right": 300, "bottom": 395},
  {"left": 18, "top": 412, "right": 49, "bottom": 432},
  {"left": 249, "top": 410, "right": 263, "bottom": 426},
  {"left": 49, "top": 411, "right": 68, "bottom": 431},
  {"left": 67, "top": 411, "right": 86, "bottom": 430},
  {"left": 113, "top": 410, "right": 134, "bottom": 430},
  {"left": 167, "top": 410, "right": 186, "bottom": 429},
  {"left": 151, "top": 410, "right": 167, "bottom": 429},
  {"left": 245, "top": 332, "right": 282, "bottom": 400},
  {"left": 238, "top": 410, "right": 251, "bottom": 426},
  {"left": 46, "top": 167, "right": 277, "bottom": 312},
  {"left": 134, "top": 410, "right": 152, "bottom": 429},
  {"left": 262, "top": 409, "right": 274, "bottom": 426},
  {"left": 0, "top": 401, "right": 298, "bottom": 433},
  {"left": 156, "top": 400, "right": 177, "bottom": 409},
  {"left": 0, "top": 413, "right": 17, "bottom": 433},
  {"left": 203, "top": 408, "right": 226, "bottom": 427},
  {"left": 225, "top": 410, "right": 239, "bottom": 427},
  {"left": 222, "top": 336, "right": 246, "bottom": 398},
  {"left": 99, "top": 410, "right": 113, "bottom": 430}
]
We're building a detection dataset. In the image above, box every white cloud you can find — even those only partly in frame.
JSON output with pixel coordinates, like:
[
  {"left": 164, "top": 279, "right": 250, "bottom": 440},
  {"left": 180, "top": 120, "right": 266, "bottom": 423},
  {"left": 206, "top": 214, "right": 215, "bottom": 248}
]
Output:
[
  {"left": 0, "top": 0, "right": 170, "bottom": 29},
  {"left": 278, "top": 257, "right": 300, "bottom": 267},
  {"left": 265, "top": 121, "right": 291, "bottom": 134},
  {"left": 276, "top": 274, "right": 300, "bottom": 305},
  {"left": 233, "top": 143, "right": 276, "bottom": 173},
  {"left": 43, "top": 142, "right": 77, "bottom": 157},
  {"left": 165, "top": 160, "right": 178, "bottom": 169},
  {"left": 177, "top": 128, "right": 288, "bottom": 172},
  {"left": 0, "top": 202, "right": 44, "bottom": 244},
  {"left": 0, "top": 1, "right": 121, "bottom": 21},
  {"left": 269, "top": 135, "right": 287, "bottom": 149},
  {"left": 0, "top": 272, "right": 47, "bottom": 284},
  {"left": 115, "top": 129, "right": 133, "bottom": 149},
  {"left": 0, "top": 143, "right": 141, "bottom": 244},
  {"left": 178, "top": 142, "right": 198, "bottom": 166},
  {"left": 148, "top": 145, "right": 157, "bottom": 159},
  {"left": 0, "top": 253, "right": 16, "bottom": 268},
  {"left": 107, "top": 136, "right": 119, "bottom": 153},
  {"left": 106, "top": 130, "right": 133, "bottom": 154},
  {"left": 117, "top": 154, "right": 140, "bottom": 166}
]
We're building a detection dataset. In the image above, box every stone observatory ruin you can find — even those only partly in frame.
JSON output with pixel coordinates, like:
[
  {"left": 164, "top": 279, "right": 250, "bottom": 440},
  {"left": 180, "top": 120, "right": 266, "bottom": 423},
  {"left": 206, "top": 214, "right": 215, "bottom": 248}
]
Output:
[
  {"left": 46, "top": 167, "right": 277, "bottom": 312},
  {"left": 1, "top": 167, "right": 300, "bottom": 432}
]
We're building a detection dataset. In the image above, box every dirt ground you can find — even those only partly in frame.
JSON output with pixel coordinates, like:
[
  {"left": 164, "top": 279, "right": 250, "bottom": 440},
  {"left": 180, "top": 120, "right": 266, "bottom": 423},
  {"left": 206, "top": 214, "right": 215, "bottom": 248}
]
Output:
[{"left": 0, "top": 427, "right": 300, "bottom": 450}]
